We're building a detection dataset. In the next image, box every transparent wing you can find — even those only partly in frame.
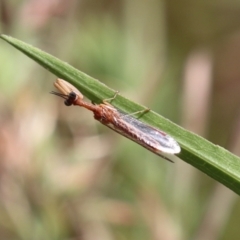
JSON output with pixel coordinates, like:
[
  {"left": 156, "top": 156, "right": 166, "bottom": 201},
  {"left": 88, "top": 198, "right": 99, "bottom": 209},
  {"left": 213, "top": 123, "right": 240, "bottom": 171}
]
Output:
[{"left": 118, "top": 110, "right": 181, "bottom": 154}]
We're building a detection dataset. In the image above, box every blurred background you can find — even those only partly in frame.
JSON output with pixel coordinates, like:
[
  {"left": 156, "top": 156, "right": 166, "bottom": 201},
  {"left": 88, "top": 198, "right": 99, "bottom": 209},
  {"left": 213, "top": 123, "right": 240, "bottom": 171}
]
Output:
[{"left": 0, "top": 0, "right": 240, "bottom": 239}]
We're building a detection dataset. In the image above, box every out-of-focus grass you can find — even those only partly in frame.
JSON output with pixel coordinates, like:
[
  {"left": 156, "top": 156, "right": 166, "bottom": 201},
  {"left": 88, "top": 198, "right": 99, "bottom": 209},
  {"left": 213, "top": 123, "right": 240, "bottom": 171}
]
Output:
[{"left": 1, "top": 1, "right": 240, "bottom": 240}]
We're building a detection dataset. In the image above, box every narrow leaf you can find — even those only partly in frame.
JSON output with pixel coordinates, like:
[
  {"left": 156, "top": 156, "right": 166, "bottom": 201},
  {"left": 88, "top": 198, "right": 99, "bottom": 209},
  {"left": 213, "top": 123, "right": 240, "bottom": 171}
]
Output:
[{"left": 1, "top": 34, "right": 240, "bottom": 195}]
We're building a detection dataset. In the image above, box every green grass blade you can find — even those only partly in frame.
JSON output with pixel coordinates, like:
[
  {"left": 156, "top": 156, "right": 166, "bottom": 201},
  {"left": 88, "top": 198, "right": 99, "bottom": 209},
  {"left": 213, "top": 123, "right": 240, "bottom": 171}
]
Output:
[{"left": 1, "top": 34, "right": 240, "bottom": 195}]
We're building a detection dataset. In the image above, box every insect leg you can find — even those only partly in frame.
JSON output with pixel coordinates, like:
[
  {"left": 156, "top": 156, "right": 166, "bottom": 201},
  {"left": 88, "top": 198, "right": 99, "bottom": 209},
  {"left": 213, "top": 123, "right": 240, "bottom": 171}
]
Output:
[
  {"left": 121, "top": 108, "right": 150, "bottom": 119},
  {"left": 102, "top": 91, "right": 119, "bottom": 104},
  {"left": 159, "top": 154, "right": 174, "bottom": 163}
]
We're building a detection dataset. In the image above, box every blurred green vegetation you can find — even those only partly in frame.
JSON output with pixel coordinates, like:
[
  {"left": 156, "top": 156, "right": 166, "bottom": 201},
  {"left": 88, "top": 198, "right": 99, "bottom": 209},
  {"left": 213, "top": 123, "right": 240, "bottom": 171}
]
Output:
[{"left": 1, "top": 0, "right": 240, "bottom": 240}]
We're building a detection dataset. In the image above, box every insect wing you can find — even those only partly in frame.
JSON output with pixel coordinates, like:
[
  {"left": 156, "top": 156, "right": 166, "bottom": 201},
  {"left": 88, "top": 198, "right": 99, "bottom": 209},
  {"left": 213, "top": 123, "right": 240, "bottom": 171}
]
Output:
[{"left": 118, "top": 110, "right": 181, "bottom": 154}]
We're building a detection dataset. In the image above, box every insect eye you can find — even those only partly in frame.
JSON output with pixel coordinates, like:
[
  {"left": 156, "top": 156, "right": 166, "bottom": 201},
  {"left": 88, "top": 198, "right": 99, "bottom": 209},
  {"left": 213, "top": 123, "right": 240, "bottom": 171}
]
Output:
[
  {"left": 64, "top": 100, "right": 72, "bottom": 106},
  {"left": 69, "top": 92, "right": 76, "bottom": 98}
]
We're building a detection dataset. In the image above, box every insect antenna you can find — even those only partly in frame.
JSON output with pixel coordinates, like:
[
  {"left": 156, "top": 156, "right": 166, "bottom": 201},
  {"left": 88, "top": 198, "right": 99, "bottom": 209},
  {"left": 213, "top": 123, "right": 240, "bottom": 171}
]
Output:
[{"left": 50, "top": 91, "right": 69, "bottom": 100}]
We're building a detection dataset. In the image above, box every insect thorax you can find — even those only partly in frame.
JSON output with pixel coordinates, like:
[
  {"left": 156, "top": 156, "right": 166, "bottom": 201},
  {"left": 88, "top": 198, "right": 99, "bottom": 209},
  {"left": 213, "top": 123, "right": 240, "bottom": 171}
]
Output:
[{"left": 93, "top": 104, "right": 119, "bottom": 125}]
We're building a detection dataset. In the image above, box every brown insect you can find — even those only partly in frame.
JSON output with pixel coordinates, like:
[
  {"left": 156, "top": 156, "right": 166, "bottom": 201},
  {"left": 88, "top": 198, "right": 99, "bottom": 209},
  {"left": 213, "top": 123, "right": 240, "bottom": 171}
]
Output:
[{"left": 51, "top": 79, "right": 181, "bottom": 162}]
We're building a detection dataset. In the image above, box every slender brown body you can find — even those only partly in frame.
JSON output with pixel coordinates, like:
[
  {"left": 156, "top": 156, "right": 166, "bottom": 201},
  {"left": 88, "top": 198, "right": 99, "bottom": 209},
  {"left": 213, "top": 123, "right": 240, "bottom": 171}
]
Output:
[
  {"left": 73, "top": 97, "right": 180, "bottom": 161},
  {"left": 52, "top": 79, "right": 181, "bottom": 162}
]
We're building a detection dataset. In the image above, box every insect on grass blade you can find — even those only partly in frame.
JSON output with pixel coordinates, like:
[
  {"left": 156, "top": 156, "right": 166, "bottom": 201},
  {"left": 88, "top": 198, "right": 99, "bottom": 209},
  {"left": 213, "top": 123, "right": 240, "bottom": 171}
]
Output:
[{"left": 51, "top": 79, "right": 181, "bottom": 162}]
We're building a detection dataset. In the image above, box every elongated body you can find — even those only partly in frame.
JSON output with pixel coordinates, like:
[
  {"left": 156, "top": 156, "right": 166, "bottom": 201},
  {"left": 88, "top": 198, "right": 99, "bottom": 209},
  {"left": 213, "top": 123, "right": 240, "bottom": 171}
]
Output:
[{"left": 51, "top": 79, "right": 181, "bottom": 162}]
